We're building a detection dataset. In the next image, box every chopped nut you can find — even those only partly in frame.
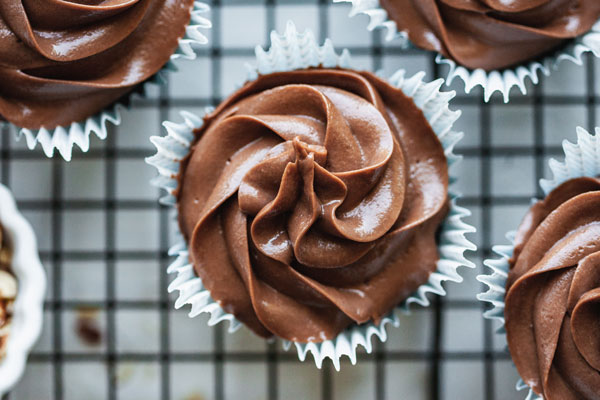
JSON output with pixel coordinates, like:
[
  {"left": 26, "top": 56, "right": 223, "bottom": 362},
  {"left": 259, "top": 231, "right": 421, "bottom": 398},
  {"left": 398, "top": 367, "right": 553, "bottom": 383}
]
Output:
[
  {"left": 0, "top": 320, "right": 11, "bottom": 357},
  {"left": 0, "top": 270, "right": 17, "bottom": 300},
  {"left": 0, "top": 337, "right": 6, "bottom": 358},
  {"left": 76, "top": 315, "right": 102, "bottom": 346},
  {"left": 0, "top": 321, "right": 11, "bottom": 336},
  {"left": 0, "top": 248, "right": 12, "bottom": 268},
  {"left": 5, "top": 299, "right": 13, "bottom": 315},
  {"left": 0, "top": 225, "right": 15, "bottom": 360},
  {"left": 0, "top": 228, "right": 11, "bottom": 269}
]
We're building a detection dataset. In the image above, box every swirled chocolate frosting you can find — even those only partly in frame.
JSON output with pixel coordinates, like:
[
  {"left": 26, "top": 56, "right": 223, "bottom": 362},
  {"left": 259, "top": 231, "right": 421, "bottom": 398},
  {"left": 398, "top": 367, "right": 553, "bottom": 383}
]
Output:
[
  {"left": 505, "top": 177, "right": 600, "bottom": 399},
  {"left": 177, "top": 69, "right": 449, "bottom": 342},
  {"left": 380, "top": 0, "right": 600, "bottom": 71},
  {"left": 0, "top": 0, "right": 195, "bottom": 130}
]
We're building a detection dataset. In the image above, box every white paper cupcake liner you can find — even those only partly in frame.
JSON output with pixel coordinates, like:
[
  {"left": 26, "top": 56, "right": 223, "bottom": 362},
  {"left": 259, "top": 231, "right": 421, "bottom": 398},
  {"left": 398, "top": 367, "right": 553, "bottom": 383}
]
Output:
[
  {"left": 477, "top": 126, "right": 600, "bottom": 399},
  {"left": 4, "top": 1, "right": 212, "bottom": 162},
  {"left": 0, "top": 184, "right": 46, "bottom": 396},
  {"left": 334, "top": 0, "right": 600, "bottom": 102},
  {"left": 147, "top": 21, "right": 476, "bottom": 370}
]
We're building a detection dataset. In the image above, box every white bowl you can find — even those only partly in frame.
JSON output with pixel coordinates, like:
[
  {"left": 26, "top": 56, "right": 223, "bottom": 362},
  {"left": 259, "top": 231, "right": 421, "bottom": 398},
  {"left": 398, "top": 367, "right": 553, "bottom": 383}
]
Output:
[{"left": 0, "top": 184, "right": 46, "bottom": 395}]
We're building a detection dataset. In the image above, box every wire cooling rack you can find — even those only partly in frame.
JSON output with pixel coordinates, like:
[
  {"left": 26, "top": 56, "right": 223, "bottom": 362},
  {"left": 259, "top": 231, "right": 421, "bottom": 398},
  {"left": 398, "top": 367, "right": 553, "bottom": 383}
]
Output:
[{"left": 2, "top": 1, "right": 598, "bottom": 399}]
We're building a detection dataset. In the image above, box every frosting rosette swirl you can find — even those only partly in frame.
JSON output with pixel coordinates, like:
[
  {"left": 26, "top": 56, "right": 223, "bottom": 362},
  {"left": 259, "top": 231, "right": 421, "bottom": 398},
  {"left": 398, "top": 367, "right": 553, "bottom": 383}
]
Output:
[
  {"left": 380, "top": 0, "right": 600, "bottom": 71},
  {"left": 0, "top": 0, "right": 195, "bottom": 130},
  {"left": 505, "top": 177, "right": 600, "bottom": 399},
  {"left": 176, "top": 69, "right": 449, "bottom": 342}
]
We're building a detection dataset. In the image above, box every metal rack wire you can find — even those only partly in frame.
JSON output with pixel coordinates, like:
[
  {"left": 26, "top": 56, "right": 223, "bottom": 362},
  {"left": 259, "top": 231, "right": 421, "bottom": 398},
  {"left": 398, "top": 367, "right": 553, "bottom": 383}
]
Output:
[{"left": 2, "top": 1, "right": 598, "bottom": 399}]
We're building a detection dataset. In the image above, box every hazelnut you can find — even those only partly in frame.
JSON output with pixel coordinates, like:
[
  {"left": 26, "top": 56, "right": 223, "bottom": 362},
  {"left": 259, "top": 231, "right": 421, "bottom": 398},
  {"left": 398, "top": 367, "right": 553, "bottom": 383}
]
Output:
[{"left": 0, "top": 270, "right": 17, "bottom": 300}]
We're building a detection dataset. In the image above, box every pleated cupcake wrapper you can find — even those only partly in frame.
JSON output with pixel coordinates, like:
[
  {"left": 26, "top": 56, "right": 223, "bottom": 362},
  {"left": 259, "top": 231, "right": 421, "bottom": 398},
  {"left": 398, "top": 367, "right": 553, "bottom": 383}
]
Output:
[
  {"left": 4, "top": 1, "right": 211, "bottom": 162},
  {"left": 477, "top": 127, "right": 600, "bottom": 399},
  {"left": 334, "top": 0, "right": 600, "bottom": 102},
  {"left": 0, "top": 184, "right": 46, "bottom": 395},
  {"left": 147, "top": 21, "right": 476, "bottom": 370}
]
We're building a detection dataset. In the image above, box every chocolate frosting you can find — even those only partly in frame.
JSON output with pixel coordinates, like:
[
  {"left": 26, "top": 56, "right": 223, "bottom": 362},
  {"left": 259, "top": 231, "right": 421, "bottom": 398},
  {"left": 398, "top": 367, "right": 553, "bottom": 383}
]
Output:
[
  {"left": 0, "top": 0, "right": 194, "bottom": 130},
  {"left": 505, "top": 177, "right": 600, "bottom": 400},
  {"left": 177, "top": 69, "right": 449, "bottom": 342},
  {"left": 380, "top": 0, "right": 600, "bottom": 71}
]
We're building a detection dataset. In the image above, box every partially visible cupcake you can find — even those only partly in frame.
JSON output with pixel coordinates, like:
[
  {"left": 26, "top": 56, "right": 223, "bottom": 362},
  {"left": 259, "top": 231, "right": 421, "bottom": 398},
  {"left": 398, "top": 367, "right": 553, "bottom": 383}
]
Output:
[
  {"left": 148, "top": 22, "right": 475, "bottom": 368},
  {"left": 0, "top": 184, "right": 45, "bottom": 396},
  {"left": 506, "top": 177, "right": 600, "bottom": 399},
  {"left": 337, "top": 0, "right": 600, "bottom": 101},
  {"left": 0, "top": 0, "right": 210, "bottom": 160},
  {"left": 380, "top": 1, "right": 600, "bottom": 71},
  {"left": 478, "top": 127, "right": 600, "bottom": 399}
]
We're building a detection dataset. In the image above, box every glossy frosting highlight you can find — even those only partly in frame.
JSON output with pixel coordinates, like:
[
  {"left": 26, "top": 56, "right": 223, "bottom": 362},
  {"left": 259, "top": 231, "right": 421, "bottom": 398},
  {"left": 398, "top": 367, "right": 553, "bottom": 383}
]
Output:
[
  {"left": 0, "top": 0, "right": 195, "bottom": 130},
  {"left": 176, "top": 69, "right": 449, "bottom": 342},
  {"left": 505, "top": 177, "right": 600, "bottom": 400},
  {"left": 380, "top": 0, "right": 600, "bottom": 70}
]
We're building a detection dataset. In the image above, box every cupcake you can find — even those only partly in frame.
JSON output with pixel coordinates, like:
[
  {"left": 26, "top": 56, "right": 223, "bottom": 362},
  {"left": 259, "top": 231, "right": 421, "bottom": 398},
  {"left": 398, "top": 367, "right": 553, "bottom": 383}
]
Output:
[
  {"left": 337, "top": 0, "right": 600, "bottom": 101},
  {"left": 0, "top": 184, "right": 45, "bottom": 395},
  {"left": 0, "top": 0, "right": 210, "bottom": 160},
  {"left": 148, "top": 22, "right": 475, "bottom": 368},
  {"left": 478, "top": 127, "right": 600, "bottom": 399}
]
